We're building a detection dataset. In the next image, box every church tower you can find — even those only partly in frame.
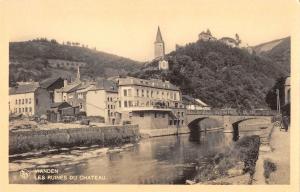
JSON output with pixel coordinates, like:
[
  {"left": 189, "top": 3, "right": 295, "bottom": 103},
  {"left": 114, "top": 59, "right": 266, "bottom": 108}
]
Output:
[
  {"left": 154, "top": 26, "right": 165, "bottom": 59},
  {"left": 154, "top": 26, "right": 169, "bottom": 70}
]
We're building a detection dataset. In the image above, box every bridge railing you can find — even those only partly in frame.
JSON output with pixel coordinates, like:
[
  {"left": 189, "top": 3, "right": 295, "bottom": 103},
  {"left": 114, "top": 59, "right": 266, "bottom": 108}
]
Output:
[{"left": 186, "top": 109, "right": 278, "bottom": 116}]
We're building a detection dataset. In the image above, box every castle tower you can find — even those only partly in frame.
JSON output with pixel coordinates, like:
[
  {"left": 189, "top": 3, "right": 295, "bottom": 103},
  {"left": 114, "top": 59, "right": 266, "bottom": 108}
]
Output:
[{"left": 154, "top": 26, "right": 165, "bottom": 59}]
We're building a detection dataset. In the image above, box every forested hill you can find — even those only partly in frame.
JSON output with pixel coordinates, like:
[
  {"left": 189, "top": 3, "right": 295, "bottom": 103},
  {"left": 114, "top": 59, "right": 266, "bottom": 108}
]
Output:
[
  {"left": 132, "top": 39, "right": 290, "bottom": 109},
  {"left": 253, "top": 37, "right": 290, "bottom": 74},
  {"left": 9, "top": 39, "right": 142, "bottom": 83}
]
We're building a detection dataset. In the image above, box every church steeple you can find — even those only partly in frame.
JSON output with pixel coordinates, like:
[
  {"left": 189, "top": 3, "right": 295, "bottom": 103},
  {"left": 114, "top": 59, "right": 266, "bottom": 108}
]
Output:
[
  {"left": 155, "top": 26, "right": 164, "bottom": 43},
  {"left": 154, "top": 26, "right": 165, "bottom": 59}
]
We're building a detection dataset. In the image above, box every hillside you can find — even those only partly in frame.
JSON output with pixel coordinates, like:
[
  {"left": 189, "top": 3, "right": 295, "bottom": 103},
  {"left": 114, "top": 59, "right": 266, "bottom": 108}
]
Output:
[
  {"left": 131, "top": 39, "right": 290, "bottom": 109},
  {"left": 9, "top": 39, "right": 142, "bottom": 83},
  {"left": 253, "top": 37, "right": 290, "bottom": 74}
]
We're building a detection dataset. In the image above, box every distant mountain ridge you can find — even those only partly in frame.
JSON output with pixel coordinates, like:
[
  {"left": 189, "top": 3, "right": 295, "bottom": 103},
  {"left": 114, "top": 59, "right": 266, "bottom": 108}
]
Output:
[
  {"left": 9, "top": 39, "right": 142, "bottom": 83},
  {"left": 253, "top": 37, "right": 290, "bottom": 74}
]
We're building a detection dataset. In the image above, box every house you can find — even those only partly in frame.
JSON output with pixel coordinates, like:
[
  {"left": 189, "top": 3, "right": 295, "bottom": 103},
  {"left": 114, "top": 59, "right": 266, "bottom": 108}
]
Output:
[
  {"left": 116, "top": 76, "right": 186, "bottom": 129},
  {"left": 47, "top": 102, "right": 79, "bottom": 122},
  {"left": 182, "top": 95, "right": 211, "bottom": 110},
  {"left": 198, "top": 30, "right": 217, "bottom": 41},
  {"left": 9, "top": 82, "right": 51, "bottom": 116},
  {"left": 40, "top": 77, "right": 64, "bottom": 102},
  {"left": 86, "top": 79, "right": 119, "bottom": 124},
  {"left": 47, "top": 59, "right": 86, "bottom": 70},
  {"left": 219, "top": 37, "right": 238, "bottom": 47}
]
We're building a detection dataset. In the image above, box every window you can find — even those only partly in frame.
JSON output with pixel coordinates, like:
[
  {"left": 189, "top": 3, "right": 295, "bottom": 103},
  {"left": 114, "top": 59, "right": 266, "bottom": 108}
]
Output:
[
  {"left": 25, "top": 99, "right": 28, "bottom": 104},
  {"left": 139, "top": 112, "right": 144, "bottom": 117},
  {"left": 19, "top": 99, "right": 21, "bottom": 105},
  {"left": 107, "top": 97, "right": 110, "bottom": 101},
  {"left": 110, "top": 97, "right": 113, "bottom": 102},
  {"left": 25, "top": 107, "right": 27, "bottom": 112},
  {"left": 123, "top": 89, "right": 127, "bottom": 96},
  {"left": 154, "top": 112, "right": 157, "bottom": 118},
  {"left": 136, "top": 89, "right": 139, "bottom": 97},
  {"left": 169, "top": 120, "right": 172, "bottom": 125},
  {"left": 108, "top": 110, "right": 110, "bottom": 116},
  {"left": 175, "top": 103, "right": 178, "bottom": 108},
  {"left": 22, "top": 108, "right": 24, "bottom": 112},
  {"left": 151, "top": 90, "right": 153, "bottom": 98},
  {"left": 128, "top": 89, "right": 132, "bottom": 97},
  {"left": 29, "top": 98, "right": 31, "bottom": 104},
  {"left": 182, "top": 112, "right": 184, "bottom": 117},
  {"left": 119, "top": 101, "right": 121, "bottom": 108},
  {"left": 108, "top": 105, "right": 110, "bottom": 109},
  {"left": 15, "top": 100, "right": 17, "bottom": 105},
  {"left": 124, "top": 101, "right": 128, "bottom": 108},
  {"left": 80, "top": 103, "right": 83, "bottom": 109},
  {"left": 141, "top": 89, "right": 144, "bottom": 97},
  {"left": 19, "top": 108, "right": 21, "bottom": 113},
  {"left": 181, "top": 120, "right": 184, "bottom": 125},
  {"left": 29, "top": 107, "right": 32, "bottom": 112},
  {"left": 146, "top": 90, "right": 149, "bottom": 98},
  {"left": 129, "top": 101, "right": 133, "bottom": 107},
  {"left": 22, "top": 99, "right": 24, "bottom": 104}
]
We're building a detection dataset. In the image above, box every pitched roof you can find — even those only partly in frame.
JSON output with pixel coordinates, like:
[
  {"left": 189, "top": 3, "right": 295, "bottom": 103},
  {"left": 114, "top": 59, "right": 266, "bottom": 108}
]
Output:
[
  {"left": 89, "top": 79, "right": 118, "bottom": 92},
  {"left": 40, "top": 77, "right": 63, "bottom": 89},
  {"left": 57, "top": 82, "right": 81, "bottom": 93},
  {"left": 9, "top": 82, "right": 40, "bottom": 95},
  {"left": 118, "top": 77, "right": 179, "bottom": 91},
  {"left": 50, "top": 102, "right": 72, "bottom": 109},
  {"left": 182, "top": 95, "right": 209, "bottom": 107},
  {"left": 155, "top": 26, "right": 164, "bottom": 43}
]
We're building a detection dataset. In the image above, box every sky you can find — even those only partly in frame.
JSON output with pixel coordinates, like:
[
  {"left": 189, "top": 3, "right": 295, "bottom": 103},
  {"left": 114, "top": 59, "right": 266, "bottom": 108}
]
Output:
[{"left": 2, "top": 0, "right": 297, "bottom": 61}]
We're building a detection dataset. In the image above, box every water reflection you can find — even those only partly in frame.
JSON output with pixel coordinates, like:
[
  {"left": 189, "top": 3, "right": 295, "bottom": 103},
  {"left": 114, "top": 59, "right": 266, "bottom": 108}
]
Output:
[{"left": 10, "top": 131, "right": 231, "bottom": 184}]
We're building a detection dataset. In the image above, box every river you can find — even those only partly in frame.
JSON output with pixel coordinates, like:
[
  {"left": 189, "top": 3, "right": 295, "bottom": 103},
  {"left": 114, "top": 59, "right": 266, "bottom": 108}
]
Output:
[{"left": 9, "top": 131, "right": 236, "bottom": 184}]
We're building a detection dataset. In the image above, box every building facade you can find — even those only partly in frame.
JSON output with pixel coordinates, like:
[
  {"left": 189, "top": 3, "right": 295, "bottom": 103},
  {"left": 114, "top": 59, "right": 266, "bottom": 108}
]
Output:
[
  {"left": 116, "top": 77, "right": 185, "bottom": 129},
  {"left": 9, "top": 82, "right": 51, "bottom": 116},
  {"left": 48, "top": 59, "right": 86, "bottom": 70},
  {"left": 86, "top": 80, "right": 119, "bottom": 124},
  {"left": 198, "top": 30, "right": 217, "bottom": 41}
]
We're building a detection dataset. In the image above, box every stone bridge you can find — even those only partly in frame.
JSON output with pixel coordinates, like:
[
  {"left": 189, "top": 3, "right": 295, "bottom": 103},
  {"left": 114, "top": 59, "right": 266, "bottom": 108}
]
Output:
[{"left": 186, "top": 109, "right": 277, "bottom": 144}]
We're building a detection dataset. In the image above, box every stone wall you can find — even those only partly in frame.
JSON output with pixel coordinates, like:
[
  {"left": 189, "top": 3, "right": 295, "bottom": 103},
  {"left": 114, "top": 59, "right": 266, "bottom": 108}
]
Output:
[{"left": 9, "top": 125, "right": 140, "bottom": 154}]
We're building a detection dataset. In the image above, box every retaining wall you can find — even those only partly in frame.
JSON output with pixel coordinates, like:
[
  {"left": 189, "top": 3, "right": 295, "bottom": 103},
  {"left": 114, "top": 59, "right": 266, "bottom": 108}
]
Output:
[{"left": 9, "top": 125, "right": 140, "bottom": 154}]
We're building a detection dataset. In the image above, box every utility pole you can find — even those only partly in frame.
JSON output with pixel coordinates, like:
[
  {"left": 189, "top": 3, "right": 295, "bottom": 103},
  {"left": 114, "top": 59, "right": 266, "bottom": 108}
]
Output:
[{"left": 276, "top": 89, "right": 280, "bottom": 114}]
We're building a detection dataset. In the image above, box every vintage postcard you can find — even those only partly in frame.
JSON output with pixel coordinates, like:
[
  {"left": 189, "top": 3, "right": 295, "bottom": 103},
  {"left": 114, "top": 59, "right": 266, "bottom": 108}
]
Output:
[{"left": 0, "top": 0, "right": 299, "bottom": 191}]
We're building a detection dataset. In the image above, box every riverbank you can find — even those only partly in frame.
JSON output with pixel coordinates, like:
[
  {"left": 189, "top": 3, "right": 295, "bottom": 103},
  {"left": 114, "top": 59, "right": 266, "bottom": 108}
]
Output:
[
  {"left": 140, "top": 127, "right": 224, "bottom": 138},
  {"left": 9, "top": 125, "right": 140, "bottom": 155},
  {"left": 192, "top": 135, "right": 260, "bottom": 185}
]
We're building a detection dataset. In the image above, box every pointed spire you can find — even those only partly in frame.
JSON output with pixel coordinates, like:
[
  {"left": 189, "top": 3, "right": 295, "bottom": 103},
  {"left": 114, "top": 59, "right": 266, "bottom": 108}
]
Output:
[{"left": 155, "top": 26, "right": 164, "bottom": 43}]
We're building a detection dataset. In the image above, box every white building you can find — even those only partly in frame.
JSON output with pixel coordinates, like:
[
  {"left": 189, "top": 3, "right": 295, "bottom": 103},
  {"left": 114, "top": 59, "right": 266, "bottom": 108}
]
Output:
[
  {"left": 182, "top": 95, "right": 211, "bottom": 110},
  {"left": 9, "top": 82, "right": 51, "bottom": 116},
  {"left": 86, "top": 80, "right": 119, "bottom": 124}
]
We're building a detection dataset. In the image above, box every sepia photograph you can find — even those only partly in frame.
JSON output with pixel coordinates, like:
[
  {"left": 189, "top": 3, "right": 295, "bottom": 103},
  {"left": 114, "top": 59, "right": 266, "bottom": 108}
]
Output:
[{"left": 1, "top": 0, "right": 299, "bottom": 190}]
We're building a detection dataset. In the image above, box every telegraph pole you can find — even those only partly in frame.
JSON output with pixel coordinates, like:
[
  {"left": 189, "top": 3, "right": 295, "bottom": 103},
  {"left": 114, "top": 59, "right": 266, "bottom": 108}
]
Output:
[{"left": 276, "top": 89, "right": 280, "bottom": 114}]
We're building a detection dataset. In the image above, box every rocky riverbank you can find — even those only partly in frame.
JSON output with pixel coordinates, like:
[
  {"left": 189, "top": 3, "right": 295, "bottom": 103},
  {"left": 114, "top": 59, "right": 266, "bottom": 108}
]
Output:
[{"left": 187, "top": 135, "right": 261, "bottom": 185}]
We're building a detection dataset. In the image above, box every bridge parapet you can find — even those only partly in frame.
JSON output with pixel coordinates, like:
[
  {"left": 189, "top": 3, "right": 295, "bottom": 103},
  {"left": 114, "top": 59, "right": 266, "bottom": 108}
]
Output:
[{"left": 187, "top": 109, "right": 277, "bottom": 116}]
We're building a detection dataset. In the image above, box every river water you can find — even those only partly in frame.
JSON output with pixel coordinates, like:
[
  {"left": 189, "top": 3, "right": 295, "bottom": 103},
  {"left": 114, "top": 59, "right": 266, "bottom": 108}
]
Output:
[{"left": 9, "top": 131, "right": 235, "bottom": 184}]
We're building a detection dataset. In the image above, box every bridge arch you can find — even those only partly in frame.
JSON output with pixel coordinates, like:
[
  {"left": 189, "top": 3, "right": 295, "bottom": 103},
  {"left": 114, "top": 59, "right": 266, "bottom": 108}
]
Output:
[
  {"left": 187, "top": 116, "right": 223, "bottom": 132},
  {"left": 231, "top": 118, "right": 271, "bottom": 141}
]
